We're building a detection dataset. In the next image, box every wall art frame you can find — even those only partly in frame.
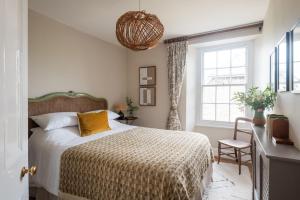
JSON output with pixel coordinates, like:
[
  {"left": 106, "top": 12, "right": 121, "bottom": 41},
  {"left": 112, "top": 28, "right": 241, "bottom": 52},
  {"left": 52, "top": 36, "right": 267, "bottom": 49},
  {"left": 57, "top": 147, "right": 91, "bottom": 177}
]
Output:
[
  {"left": 290, "top": 21, "right": 300, "bottom": 93},
  {"left": 276, "top": 32, "right": 291, "bottom": 92},
  {"left": 270, "top": 47, "right": 278, "bottom": 92},
  {"left": 139, "top": 66, "right": 156, "bottom": 86},
  {"left": 139, "top": 86, "right": 156, "bottom": 106}
]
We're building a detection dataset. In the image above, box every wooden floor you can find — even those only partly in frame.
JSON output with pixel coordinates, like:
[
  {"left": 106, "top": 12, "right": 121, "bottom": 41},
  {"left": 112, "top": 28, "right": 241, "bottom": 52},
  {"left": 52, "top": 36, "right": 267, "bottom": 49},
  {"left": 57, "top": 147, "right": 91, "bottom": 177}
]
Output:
[{"left": 215, "top": 156, "right": 253, "bottom": 179}]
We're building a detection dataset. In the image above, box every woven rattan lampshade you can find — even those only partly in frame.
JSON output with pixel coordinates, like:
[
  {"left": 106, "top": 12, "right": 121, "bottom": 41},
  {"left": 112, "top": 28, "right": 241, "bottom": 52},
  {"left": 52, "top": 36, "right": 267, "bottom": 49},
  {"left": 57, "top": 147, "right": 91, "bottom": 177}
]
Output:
[{"left": 116, "top": 10, "right": 164, "bottom": 51}]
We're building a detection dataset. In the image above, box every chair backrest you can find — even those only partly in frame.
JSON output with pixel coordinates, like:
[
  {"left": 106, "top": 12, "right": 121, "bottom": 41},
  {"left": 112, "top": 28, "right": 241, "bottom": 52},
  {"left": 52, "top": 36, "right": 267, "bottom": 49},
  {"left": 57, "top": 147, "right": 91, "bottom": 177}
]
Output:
[{"left": 233, "top": 117, "right": 253, "bottom": 140}]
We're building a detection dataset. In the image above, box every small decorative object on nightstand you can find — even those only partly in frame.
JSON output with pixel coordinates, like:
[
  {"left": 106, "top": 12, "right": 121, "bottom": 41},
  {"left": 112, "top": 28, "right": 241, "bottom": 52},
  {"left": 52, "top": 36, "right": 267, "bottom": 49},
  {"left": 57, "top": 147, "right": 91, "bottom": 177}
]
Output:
[{"left": 117, "top": 116, "right": 138, "bottom": 125}]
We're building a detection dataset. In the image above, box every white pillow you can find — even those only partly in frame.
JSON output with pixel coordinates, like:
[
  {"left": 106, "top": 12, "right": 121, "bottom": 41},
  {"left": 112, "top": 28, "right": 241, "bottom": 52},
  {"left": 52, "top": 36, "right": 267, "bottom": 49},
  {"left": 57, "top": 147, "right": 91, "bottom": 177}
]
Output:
[
  {"left": 107, "top": 110, "right": 120, "bottom": 120},
  {"left": 108, "top": 119, "right": 124, "bottom": 129},
  {"left": 31, "top": 112, "right": 78, "bottom": 131},
  {"left": 31, "top": 120, "right": 122, "bottom": 134},
  {"left": 88, "top": 110, "right": 120, "bottom": 120}
]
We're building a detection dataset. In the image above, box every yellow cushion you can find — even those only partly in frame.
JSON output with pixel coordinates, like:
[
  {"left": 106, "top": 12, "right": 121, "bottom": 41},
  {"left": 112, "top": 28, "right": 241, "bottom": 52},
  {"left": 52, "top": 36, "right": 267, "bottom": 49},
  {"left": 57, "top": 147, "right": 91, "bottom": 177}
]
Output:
[{"left": 77, "top": 111, "right": 111, "bottom": 137}]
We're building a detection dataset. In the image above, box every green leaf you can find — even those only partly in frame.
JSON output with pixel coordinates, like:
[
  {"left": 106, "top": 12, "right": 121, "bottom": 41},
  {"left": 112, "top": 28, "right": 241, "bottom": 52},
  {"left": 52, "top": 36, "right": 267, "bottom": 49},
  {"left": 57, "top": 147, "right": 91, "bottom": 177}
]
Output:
[{"left": 232, "top": 86, "right": 276, "bottom": 111}]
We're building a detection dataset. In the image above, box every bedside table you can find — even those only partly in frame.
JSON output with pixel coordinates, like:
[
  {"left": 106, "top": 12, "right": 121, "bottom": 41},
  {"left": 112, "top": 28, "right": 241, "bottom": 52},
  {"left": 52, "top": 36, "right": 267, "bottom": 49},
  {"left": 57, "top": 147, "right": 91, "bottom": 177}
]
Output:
[{"left": 116, "top": 116, "right": 138, "bottom": 125}]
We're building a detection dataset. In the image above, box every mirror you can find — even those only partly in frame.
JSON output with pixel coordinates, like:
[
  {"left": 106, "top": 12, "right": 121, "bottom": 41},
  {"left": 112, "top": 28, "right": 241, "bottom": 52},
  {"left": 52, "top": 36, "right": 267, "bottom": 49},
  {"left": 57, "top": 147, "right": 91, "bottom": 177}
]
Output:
[
  {"left": 292, "top": 23, "right": 300, "bottom": 92},
  {"left": 277, "top": 33, "right": 290, "bottom": 92},
  {"left": 270, "top": 48, "right": 277, "bottom": 92}
]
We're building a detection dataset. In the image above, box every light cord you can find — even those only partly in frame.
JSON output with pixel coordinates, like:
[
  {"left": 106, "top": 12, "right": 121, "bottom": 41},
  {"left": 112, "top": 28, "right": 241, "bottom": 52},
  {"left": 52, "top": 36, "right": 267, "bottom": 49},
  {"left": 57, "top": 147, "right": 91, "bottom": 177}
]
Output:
[{"left": 139, "top": 0, "right": 141, "bottom": 11}]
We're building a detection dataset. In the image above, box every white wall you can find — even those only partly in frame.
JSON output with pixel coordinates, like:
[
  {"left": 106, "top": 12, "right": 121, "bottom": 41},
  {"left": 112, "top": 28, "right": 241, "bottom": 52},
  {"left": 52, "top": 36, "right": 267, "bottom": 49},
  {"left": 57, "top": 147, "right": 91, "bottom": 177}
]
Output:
[
  {"left": 184, "top": 46, "right": 198, "bottom": 131},
  {"left": 29, "top": 10, "right": 128, "bottom": 109},
  {"left": 126, "top": 44, "right": 198, "bottom": 131},
  {"left": 127, "top": 44, "right": 170, "bottom": 129},
  {"left": 254, "top": 0, "right": 300, "bottom": 149}
]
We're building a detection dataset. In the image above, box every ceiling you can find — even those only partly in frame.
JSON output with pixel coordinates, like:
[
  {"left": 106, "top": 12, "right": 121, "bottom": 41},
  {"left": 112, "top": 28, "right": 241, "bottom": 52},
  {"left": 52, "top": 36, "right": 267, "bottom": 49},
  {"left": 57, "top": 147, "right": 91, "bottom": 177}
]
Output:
[{"left": 29, "top": 0, "right": 269, "bottom": 46}]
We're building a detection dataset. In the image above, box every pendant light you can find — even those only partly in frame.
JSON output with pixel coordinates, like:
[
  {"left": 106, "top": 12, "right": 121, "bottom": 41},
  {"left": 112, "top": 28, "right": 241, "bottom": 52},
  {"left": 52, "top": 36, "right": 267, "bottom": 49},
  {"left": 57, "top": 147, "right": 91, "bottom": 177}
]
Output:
[{"left": 116, "top": 0, "right": 164, "bottom": 51}]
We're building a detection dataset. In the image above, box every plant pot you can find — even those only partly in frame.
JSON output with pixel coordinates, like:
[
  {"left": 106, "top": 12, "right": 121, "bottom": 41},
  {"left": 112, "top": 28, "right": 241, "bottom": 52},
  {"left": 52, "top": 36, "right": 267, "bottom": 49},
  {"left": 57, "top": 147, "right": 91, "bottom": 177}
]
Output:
[
  {"left": 127, "top": 110, "right": 134, "bottom": 118},
  {"left": 253, "top": 109, "right": 266, "bottom": 126}
]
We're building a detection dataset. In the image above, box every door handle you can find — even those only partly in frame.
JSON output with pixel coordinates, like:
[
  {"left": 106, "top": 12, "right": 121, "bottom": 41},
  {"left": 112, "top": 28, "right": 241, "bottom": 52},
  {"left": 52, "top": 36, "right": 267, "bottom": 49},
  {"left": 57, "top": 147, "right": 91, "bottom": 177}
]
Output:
[{"left": 20, "top": 166, "right": 37, "bottom": 180}]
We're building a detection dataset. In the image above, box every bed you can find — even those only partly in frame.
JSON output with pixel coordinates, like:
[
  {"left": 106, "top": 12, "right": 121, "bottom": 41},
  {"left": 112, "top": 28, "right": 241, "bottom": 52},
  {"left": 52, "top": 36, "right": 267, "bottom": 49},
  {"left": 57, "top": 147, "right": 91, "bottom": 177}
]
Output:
[{"left": 28, "top": 91, "right": 214, "bottom": 200}]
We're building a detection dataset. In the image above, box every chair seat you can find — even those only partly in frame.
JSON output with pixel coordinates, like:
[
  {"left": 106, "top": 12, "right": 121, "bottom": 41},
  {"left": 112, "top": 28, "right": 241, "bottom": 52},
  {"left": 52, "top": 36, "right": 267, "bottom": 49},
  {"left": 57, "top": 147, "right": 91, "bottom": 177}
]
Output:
[{"left": 219, "top": 139, "right": 251, "bottom": 149}]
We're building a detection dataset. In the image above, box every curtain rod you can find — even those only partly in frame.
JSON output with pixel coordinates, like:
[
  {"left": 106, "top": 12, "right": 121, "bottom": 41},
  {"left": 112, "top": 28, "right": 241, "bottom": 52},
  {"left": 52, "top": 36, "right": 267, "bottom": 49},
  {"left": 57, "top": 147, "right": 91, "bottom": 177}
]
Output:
[{"left": 164, "top": 21, "right": 263, "bottom": 44}]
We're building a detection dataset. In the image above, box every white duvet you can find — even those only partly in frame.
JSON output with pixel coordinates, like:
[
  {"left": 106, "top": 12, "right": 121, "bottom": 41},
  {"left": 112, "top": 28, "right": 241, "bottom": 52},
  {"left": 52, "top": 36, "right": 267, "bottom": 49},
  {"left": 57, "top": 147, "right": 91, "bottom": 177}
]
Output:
[{"left": 29, "top": 120, "right": 135, "bottom": 196}]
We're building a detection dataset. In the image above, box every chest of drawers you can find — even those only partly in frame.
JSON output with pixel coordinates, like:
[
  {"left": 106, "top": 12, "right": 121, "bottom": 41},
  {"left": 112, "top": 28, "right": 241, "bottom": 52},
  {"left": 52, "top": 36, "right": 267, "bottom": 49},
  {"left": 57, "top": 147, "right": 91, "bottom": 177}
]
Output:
[{"left": 252, "top": 125, "right": 300, "bottom": 200}]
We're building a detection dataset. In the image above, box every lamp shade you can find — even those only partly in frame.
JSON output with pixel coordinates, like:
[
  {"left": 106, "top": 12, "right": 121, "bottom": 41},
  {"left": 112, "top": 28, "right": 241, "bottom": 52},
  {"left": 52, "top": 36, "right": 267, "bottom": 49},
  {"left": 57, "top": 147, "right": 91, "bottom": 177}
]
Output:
[
  {"left": 114, "top": 103, "right": 128, "bottom": 112},
  {"left": 116, "top": 10, "right": 164, "bottom": 51}
]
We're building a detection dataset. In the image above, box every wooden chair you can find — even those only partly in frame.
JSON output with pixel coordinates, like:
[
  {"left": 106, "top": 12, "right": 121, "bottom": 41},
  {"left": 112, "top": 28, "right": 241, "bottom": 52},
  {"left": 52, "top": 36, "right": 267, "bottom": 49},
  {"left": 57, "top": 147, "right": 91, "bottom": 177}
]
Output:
[{"left": 217, "top": 117, "right": 253, "bottom": 174}]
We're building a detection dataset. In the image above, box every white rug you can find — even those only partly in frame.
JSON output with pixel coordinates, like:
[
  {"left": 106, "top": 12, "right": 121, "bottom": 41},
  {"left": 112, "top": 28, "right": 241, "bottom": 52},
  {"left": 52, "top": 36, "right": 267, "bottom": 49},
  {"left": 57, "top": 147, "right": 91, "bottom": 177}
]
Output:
[{"left": 203, "top": 163, "right": 252, "bottom": 200}]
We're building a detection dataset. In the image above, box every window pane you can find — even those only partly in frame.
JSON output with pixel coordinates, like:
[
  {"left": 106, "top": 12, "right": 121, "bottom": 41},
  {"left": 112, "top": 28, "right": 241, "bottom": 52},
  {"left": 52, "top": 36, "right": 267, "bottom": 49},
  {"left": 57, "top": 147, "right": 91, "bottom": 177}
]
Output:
[
  {"left": 232, "top": 48, "right": 246, "bottom": 67},
  {"left": 203, "top": 69, "right": 216, "bottom": 85},
  {"left": 231, "top": 67, "right": 246, "bottom": 75},
  {"left": 202, "top": 86, "right": 216, "bottom": 103},
  {"left": 230, "top": 104, "right": 245, "bottom": 122},
  {"left": 204, "top": 52, "right": 216, "bottom": 68},
  {"left": 217, "top": 50, "right": 230, "bottom": 68},
  {"left": 230, "top": 86, "right": 246, "bottom": 103},
  {"left": 201, "top": 45, "right": 248, "bottom": 123},
  {"left": 202, "top": 104, "right": 215, "bottom": 120},
  {"left": 231, "top": 75, "right": 247, "bottom": 84},
  {"left": 217, "top": 68, "right": 230, "bottom": 76},
  {"left": 216, "top": 104, "right": 229, "bottom": 122},
  {"left": 216, "top": 86, "right": 229, "bottom": 103},
  {"left": 215, "top": 75, "right": 231, "bottom": 85}
]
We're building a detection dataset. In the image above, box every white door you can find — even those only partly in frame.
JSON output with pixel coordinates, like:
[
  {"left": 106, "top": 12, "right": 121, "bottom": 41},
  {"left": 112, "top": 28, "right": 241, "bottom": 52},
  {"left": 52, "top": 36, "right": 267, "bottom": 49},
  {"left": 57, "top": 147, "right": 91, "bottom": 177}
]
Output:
[{"left": 0, "top": 0, "right": 29, "bottom": 199}]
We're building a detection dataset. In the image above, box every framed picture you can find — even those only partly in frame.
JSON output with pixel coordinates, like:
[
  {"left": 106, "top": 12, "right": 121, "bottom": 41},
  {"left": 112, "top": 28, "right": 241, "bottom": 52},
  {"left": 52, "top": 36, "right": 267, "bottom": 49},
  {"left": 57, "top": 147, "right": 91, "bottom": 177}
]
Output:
[
  {"left": 291, "top": 21, "right": 300, "bottom": 93},
  {"left": 139, "top": 66, "right": 156, "bottom": 86},
  {"left": 139, "top": 87, "right": 156, "bottom": 106},
  {"left": 277, "top": 32, "right": 291, "bottom": 92},
  {"left": 270, "top": 48, "right": 277, "bottom": 92}
]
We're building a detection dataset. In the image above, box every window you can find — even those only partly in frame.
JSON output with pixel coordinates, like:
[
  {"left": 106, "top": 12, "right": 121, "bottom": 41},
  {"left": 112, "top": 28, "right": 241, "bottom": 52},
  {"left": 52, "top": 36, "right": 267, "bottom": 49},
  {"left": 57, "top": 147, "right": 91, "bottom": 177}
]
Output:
[{"left": 198, "top": 42, "right": 252, "bottom": 126}]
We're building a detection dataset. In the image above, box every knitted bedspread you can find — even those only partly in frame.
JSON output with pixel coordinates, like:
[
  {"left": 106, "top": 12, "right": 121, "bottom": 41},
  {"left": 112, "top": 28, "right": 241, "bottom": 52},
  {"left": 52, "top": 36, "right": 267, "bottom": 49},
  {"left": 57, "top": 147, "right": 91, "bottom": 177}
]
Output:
[{"left": 59, "top": 127, "right": 214, "bottom": 200}]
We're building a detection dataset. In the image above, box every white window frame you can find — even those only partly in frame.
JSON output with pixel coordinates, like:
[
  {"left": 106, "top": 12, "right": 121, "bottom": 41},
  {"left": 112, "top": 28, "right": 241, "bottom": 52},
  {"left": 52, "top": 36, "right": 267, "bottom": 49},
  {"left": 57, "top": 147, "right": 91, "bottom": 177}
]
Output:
[{"left": 196, "top": 40, "right": 254, "bottom": 129}]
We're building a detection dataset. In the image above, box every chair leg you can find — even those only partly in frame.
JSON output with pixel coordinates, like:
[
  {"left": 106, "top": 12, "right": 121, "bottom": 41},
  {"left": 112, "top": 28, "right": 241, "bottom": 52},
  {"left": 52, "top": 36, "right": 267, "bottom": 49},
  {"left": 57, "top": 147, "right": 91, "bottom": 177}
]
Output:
[
  {"left": 238, "top": 149, "right": 242, "bottom": 175},
  {"left": 218, "top": 142, "right": 221, "bottom": 164},
  {"left": 234, "top": 148, "right": 238, "bottom": 162}
]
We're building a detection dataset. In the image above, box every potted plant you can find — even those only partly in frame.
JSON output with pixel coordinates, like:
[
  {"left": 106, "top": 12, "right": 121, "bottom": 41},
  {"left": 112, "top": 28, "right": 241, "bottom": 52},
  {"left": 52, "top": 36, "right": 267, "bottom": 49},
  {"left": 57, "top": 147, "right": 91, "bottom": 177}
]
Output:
[
  {"left": 126, "top": 97, "right": 139, "bottom": 118},
  {"left": 233, "top": 86, "right": 276, "bottom": 126}
]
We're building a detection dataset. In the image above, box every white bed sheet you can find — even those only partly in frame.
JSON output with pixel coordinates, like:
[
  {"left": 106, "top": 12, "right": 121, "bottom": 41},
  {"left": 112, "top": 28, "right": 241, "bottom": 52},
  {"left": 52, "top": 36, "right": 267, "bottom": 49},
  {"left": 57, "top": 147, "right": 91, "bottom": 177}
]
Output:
[{"left": 29, "top": 121, "right": 135, "bottom": 196}]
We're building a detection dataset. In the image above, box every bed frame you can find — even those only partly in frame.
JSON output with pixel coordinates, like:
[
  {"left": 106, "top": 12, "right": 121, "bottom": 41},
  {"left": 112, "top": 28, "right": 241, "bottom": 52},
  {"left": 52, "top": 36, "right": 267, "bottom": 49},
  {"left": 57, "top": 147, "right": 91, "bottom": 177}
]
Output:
[{"left": 28, "top": 91, "right": 108, "bottom": 137}]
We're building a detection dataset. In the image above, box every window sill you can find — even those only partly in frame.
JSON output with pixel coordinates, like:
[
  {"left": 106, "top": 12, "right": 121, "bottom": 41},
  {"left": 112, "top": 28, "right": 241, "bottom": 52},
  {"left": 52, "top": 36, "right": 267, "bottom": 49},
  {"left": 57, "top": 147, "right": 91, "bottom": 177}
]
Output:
[
  {"left": 196, "top": 121, "right": 235, "bottom": 129},
  {"left": 196, "top": 120, "right": 252, "bottom": 130}
]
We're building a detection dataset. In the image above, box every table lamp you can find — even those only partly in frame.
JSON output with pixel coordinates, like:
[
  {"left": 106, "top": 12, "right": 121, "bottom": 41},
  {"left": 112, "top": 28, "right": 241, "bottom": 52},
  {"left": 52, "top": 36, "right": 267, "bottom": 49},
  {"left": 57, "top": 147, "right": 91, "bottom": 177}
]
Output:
[{"left": 114, "top": 103, "right": 128, "bottom": 120}]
